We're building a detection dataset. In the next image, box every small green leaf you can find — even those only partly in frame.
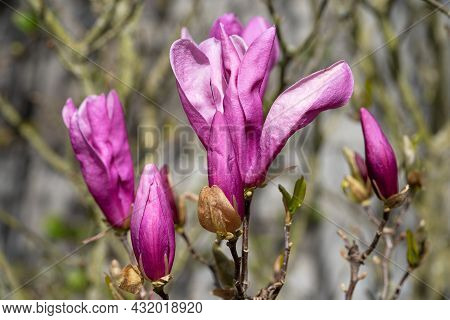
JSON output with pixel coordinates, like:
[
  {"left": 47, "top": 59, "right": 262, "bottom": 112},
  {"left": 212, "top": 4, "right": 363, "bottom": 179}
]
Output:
[
  {"left": 406, "top": 229, "right": 420, "bottom": 268},
  {"left": 12, "top": 11, "right": 38, "bottom": 34},
  {"left": 212, "top": 244, "right": 235, "bottom": 288},
  {"left": 278, "top": 184, "right": 292, "bottom": 211},
  {"left": 288, "top": 177, "right": 307, "bottom": 213}
]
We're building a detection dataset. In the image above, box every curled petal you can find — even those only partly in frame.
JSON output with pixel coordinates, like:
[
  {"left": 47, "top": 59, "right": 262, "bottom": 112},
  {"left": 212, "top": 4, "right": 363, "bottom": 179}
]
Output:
[
  {"left": 250, "top": 61, "right": 354, "bottom": 185},
  {"left": 360, "top": 108, "right": 398, "bottom": 199}
]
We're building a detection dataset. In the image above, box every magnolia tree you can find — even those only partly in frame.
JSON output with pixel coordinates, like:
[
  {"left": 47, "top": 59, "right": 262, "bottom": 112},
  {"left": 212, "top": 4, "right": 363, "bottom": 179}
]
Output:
[{"left": 60, "top": 13, "right": 423, "bottom": 300}]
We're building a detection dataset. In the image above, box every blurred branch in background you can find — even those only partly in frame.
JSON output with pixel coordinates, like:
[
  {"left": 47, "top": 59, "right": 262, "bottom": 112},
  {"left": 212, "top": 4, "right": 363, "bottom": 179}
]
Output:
[{"left": 422, "top": 0, "right": 450, "bottom": 17}]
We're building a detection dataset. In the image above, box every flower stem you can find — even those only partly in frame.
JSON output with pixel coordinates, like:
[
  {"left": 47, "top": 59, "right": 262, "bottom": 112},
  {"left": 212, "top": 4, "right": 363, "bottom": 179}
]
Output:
[
  {"left": 240, "top": 197, "right": 252, "bottom": 294},
  {"left": 226, "top": 237, "right": 243, "bottom": 298},
  {"left": 391, "top": 268, "right": 412, "bottom": 300},
  {"left": 153, "top": 286, "right": 169, "bottom": 300}
]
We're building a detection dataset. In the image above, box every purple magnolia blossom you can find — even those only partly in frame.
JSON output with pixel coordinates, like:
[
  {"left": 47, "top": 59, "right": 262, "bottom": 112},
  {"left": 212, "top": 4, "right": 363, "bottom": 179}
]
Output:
[
  {"left": 171, "top": 15, "right": 354, "bottom": 215},
  {"left": 360, "top": 108, "right": 398, "bottom": 199},
  {"left": 62, "top": 90, "right": 134, "bottom": 229},
  {"left": 130, "top": 164, "right": 176, "bottom": 281}
]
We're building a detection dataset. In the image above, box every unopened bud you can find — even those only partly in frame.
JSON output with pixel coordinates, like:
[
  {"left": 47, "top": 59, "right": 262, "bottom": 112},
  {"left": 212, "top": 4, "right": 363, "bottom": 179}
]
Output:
[
  {"left": 402, "top": 135, "right": 416, "bottom": 167},
  {"left": 358, "top": 272, "right": 368, "bottom": 280},
  {"left": 110, "top": 259, "right": 122, "bottom": 279},
  {"left": 343, "top": 147, "right": 369, "bottom": 183},
  {"left": 342, "top": 175, "right": 372, "bottom": 204},
  {"left": 372, "top": 255, "right": 381, "bottom": 265},
  {"left": 407, "top": 170, "right": 423, "bottom": 190},
  {"left": 198, "top": 186, "right": 242, "bottom": 235}
]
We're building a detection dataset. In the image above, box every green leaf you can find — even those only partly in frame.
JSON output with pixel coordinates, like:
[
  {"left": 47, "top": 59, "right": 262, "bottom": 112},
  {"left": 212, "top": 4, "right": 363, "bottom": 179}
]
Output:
[
  {"left": 406, "top": 229, "right": 420, "bottom": 268},
  {"left": 288, "top": 177, "right": 307, "bottom": 213},
  {"left": 278, "top": 184, "right": 292, "bottom": 211},
  {"left": 212, "top": 243, "right": 235, "bottom": 288},
  {"left": 12, "top": 11, "right": 38, "bottom": 34}
]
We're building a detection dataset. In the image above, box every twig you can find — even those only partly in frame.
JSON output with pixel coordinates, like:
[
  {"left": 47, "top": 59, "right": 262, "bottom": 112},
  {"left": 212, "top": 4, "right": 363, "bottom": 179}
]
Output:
[
  {"left": 361, "top": 210, "right": 390, "bottom": 260},
  {"left": 362, "top": 205, "right": 381, "bottom": 226},
  {"left": 421, "top": 0, "right": 450, "bottom": 17},
  {"left": 0, "top": 250, "right": 26, "bottom": 299},
  {"left": 153, "top": 286, "right": 169, "bottom": 300},
  {"left": 226, "top": 237, "right": 244, "bottom": 298},
  {"left": 391, "top": 268, "right": 412, "bottom": 300},
  {"left": 341, "top": 209, "right": 390, "bottom": 299},
  {"left": 380, "top": 197, "right": 411, "bottom": 298},
  {"left": 256, "top": 211, "right": 293, "bottom": 299},
  {"left": 177, "top": 229, "right": 221, "bottom": 288},
  {"left": 381, "top": 234, "right": 394, "bottom": 299},
  {"left": 240, "top": 197, "right": 252, "bottom": 293}
]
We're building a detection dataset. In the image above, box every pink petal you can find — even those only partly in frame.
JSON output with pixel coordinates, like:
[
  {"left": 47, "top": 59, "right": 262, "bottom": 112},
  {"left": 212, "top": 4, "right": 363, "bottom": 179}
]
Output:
[
  {"left": 207, "top": 112, "right": 245, "bottom": 217},
  {"left": 209, "top": 13, "right": 243, "bottom": 39},
  {"left": 170, "top": 39, "right": 217, "bottom": 145},
  {"left": 249, "top": 61, "right": 354, "bottom": 185}
]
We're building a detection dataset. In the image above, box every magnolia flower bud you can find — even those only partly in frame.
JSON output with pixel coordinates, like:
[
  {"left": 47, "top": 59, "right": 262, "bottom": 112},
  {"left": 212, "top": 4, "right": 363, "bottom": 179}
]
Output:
[
  {"left": 342, "top": 175, "right": 371, "bottom": 204},
  {"left": 62, "top": 90, "right": 134, "bottom": 229},
  {"left": 360, "top": 108, "right": 398, "bottom": 200},
  {"left": 130, "top": 164, "right": 176, "bottom": 281},
  {"left": 342, "top": 147, "right": 368, "bottom": 183},
  {"left": 198, "top": 185, "right": 241, "bottom": 235},
  {"left": 342, "top": 147, "right": 371, "bottom": 203}
]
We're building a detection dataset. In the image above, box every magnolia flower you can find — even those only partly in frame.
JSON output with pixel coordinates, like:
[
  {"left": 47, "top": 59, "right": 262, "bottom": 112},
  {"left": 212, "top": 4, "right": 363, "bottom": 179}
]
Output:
[
  {"left": 171, "top": 16, "right": 354, "bottom": 216},
  {"left": 62, "top": 90, "right": 134, "bottom": 229},
  {"left": 131, "top": 164, "right": 176, "bottom": 281},
  {"left": 360, "top": 108, "right": 399, "bottom": 199}
]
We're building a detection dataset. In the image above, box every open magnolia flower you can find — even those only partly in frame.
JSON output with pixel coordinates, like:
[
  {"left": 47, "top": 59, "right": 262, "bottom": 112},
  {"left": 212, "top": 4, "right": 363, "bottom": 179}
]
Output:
[{"left": 170, "top": 15, "right": 354, "bottom": 217}]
